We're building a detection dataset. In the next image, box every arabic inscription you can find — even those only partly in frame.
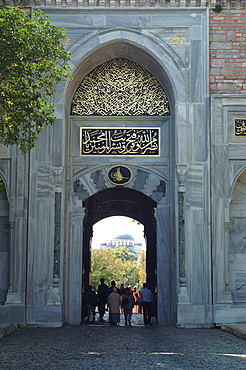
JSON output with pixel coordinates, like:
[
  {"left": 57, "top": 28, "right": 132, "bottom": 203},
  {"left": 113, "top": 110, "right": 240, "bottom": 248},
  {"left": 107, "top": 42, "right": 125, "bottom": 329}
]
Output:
[
  {"left": 80, "top": 128, "right": 160, "bottom": 156},
  {"left": 235, "top": 119, "right": 246, "bottom": 136},
  {"left": 71, "top": 59, "right": 169, "bottom": 116}
]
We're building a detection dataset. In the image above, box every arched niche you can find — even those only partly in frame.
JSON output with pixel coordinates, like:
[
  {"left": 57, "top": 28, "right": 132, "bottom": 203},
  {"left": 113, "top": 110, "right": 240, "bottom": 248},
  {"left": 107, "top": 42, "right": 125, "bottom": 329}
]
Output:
[
  {"left": 71, "top": 58, "right": 170, "bottom": 117},
  {"left": 64, "top": 32, "right": 188, "bottom": 166},
  {"left": 229, "top": 170, "right": 246, "bottom": 303},
  {"left": 0, "top": 175, "right": 10, "bottom": 305},
  {"left": 66, "top": 37, "right": 185, "bottom": 114},
  {"left": 66, "top": 35, "right": 178, "bottom": 325}
]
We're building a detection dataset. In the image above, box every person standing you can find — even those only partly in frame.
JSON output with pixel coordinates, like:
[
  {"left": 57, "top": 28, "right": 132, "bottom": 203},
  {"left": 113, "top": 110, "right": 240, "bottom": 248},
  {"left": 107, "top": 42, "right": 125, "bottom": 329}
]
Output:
[
  {"left": 140, "top": 283, "right": 153, "bottom": 325},
  {"left": 84, "top": 285, "right": 97, "bottom": 322},
  {"left": 107, "top": 287, "right": 120, "bottom": 325},
  {"left": 121, "top": 287, "right": 134, "bottom": 325},
  {"left": 133, "top": 286, "right": 140, "bottom": 313},
  {"left": 107, "top": 280, "right": 120, "bottom": 297},
  {"left": 97, "top": 278, "right": 108, "bottom": 320},
  {"left": 119, "top": 283, "right": 125, "bottom": 313}
]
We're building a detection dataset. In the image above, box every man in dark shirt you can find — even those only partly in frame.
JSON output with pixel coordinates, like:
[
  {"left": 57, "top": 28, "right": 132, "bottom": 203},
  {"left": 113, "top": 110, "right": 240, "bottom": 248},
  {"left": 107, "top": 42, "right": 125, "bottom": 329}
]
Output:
[
  {"left": 107, "top": 280, "right": 121, "bottom": 297},
  {"left": 97, "top": 278, "right": 108, "bottom": 320}
]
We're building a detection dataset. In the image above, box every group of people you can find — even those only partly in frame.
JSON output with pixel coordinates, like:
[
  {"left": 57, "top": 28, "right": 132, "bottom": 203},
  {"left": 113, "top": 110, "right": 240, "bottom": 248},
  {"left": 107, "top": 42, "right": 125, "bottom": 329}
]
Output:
[{"left": 84, "top": 278, "right": 153, "bottom": 326}]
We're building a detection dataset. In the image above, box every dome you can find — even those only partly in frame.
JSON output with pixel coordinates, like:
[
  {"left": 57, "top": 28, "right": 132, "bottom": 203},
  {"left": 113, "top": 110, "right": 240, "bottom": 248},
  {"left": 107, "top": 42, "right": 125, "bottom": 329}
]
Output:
[{"left": 113, "top": 234, "right": 134, "bottom": 241}]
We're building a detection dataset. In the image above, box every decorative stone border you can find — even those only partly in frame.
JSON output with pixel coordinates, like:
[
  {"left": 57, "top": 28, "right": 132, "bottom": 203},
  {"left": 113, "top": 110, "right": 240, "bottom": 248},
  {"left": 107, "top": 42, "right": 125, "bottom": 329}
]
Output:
[{"left": 1, "top": 0, "right": 245, "bottom": 8}]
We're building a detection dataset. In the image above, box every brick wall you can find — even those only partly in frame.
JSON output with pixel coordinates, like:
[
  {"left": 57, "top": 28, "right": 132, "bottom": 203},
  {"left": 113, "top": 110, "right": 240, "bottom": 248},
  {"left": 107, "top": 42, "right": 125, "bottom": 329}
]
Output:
[{"left": 210, "top": 9, "right": 246, "bottom": 94}]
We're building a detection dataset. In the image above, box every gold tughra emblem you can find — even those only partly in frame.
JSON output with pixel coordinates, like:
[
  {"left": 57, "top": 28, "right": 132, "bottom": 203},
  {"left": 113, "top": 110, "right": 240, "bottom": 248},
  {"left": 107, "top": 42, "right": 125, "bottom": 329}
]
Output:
[
  {"left": 111, "top": 167, "right": 128, "bottom": 182},
  {"left": 107, "top": 165, "right": 132, "bottom": 186}
]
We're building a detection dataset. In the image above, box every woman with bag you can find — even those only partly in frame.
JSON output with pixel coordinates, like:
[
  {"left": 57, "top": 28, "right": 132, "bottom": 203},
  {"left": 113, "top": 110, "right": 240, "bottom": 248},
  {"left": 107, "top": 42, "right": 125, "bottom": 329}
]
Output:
[
  {"left": 121, "top": 287, "right": 134, "bottom": 325},
  {"left": 108, "top": 287, "right": 120, "bottom": 325}
]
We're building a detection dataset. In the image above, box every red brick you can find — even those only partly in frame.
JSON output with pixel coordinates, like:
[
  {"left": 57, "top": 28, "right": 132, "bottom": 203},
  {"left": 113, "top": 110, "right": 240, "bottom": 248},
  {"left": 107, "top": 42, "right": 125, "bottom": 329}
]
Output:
[{"left": 210, "top": 9, "right": 246, "bottom": 94}]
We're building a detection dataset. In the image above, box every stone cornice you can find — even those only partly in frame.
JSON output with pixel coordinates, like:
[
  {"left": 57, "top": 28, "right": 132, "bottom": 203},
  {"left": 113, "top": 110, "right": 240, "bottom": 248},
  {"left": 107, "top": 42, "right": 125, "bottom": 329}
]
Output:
[{"left": 1, "top": 0, "right": 245, "bottom": 9}]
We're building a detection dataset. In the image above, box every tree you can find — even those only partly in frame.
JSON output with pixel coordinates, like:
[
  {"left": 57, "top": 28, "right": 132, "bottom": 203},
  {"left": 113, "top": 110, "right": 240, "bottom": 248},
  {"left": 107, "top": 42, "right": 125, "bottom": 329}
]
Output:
[
  {"left": 111, "top": 245, "right": 136, "bottom": 262},
  {"left": 138, "top": 250, "right": 146, "bottom": 286},
  {"left": 90, "top": 249, "right": 119, "bottom": 289},
  {"left": 0, "top": 6, "right": 71, "bottom": 153},
  {"left": 91, "top": 248, "right": 140, "bottom": 291}
]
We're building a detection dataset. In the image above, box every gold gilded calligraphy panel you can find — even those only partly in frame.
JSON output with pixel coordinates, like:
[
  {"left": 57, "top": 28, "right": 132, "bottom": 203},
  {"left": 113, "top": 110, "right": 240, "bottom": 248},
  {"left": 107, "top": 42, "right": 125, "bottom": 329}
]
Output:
[
  {"left": 235, "top": 119, "right": 246, "bottom": 136},
  {"left": 80, "top": 127, "right": 160, "bottom": 156},
  {"left": 71, "top": 59, "right": 169, "bottom": 117}
]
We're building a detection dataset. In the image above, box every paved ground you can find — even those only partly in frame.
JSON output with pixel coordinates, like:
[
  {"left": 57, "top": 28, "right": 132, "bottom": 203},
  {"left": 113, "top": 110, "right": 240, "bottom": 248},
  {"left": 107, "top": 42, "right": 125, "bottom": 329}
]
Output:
[{"left": 1, "top": 314, "right": 246, "bottom": 369}]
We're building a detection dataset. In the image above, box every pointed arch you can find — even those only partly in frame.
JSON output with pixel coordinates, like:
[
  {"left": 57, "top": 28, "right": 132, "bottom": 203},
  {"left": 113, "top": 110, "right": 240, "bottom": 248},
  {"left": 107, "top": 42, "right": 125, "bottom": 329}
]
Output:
[
  {"left": 82, "top": 187, "right": 157, "bottom": 319},
  {"left": 229, "top": 170, "right": 246, "bottom": 303},
  {"left": 71, "top": 58, "right": 170, "bottom": 116}
]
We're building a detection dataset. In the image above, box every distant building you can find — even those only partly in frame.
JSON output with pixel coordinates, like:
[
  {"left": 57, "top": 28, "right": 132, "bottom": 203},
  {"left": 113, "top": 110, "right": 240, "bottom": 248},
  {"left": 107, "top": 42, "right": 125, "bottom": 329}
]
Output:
[{"left": 99, "top": 233, "right": 143, "bottom": 256}]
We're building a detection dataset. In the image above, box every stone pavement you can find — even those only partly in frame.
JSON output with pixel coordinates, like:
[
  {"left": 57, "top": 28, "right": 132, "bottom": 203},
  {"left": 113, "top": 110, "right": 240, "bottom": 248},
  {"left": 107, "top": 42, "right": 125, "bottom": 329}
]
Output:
[
  {"left": 0, "top": 323, "right": 18, "bottom": 340},
  {"left": 221, "top": 322, "right": 246, "bottom": 341},
  {"left": 1, "top": 316, "right": 246, "bottom": 369}
]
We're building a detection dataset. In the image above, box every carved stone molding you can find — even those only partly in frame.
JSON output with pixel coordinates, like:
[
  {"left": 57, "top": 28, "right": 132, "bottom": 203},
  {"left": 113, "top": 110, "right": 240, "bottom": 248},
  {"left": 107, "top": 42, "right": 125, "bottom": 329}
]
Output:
[
  {"left": 9, "top": 221, "right": 14, "bottom": 229},
  {"left": 53, "top": 167, "right": 64, "bottom": 192},
  {"left": 2, "top": 0, "right": 244, "bottom": 8},
  {"left": 71, "top": 59, "right": 169, "bottom": 117},
  {"left": 177, "top": 167, "right": 187, "bottom": 193},
  {"left": 47, "top": 277, "right": 61, "bottom": 305}
]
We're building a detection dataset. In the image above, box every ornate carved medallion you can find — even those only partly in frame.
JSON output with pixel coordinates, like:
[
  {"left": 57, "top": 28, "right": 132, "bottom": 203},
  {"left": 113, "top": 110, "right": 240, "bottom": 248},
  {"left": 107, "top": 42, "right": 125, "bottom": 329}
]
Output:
[
  {"left": 71, "top": 58, "right": 170, "bottom": 116},
  {"left": 107, "top": 165, "right": 132, "bottom": 186}
]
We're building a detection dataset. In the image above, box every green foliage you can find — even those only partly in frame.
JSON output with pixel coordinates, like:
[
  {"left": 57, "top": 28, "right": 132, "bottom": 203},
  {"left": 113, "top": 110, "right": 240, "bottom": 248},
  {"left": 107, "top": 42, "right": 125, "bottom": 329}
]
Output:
[
  {"left": 0, "top": 6, "right": 71, "bottom": 153},
  {"left": 91, "top": 249, "right": 118, "bottom": 289},
  {"left": 91, "top": 247, "right": 141, "bottom": 291},
  {"left": 111, "top": 245, "right": 136, "bottom": 262},
  {"left": 138, "top": 250, "right": 146, "bottom": 286},
  {"left": 126, "top": 265, "right": 139, "bottom": 288}
]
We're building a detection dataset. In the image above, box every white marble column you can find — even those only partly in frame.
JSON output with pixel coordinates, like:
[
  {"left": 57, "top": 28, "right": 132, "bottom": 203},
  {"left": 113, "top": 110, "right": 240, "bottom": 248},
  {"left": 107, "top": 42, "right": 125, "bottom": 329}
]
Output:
[
  {"left": 6, "top": 221, "right": 14, "bottom": 295},
  {"left": 68, "top": 205, "right": 84, "bottom": 325},
  {"left": 0, "top": 219, "right": 9, "bottom": 305},
  {"left": 177, "top": 167, "right": 189, "bottom": 304},
  {"left": 6, "top": 153, "right": 28, "bottom": 306},
  {"left": 156, "top": 201, "right": 170, "bottom": 325},
  {"left": 47, "top": 167, "right": 64, "bottom": 306},
  {"left": 223, "top": 206, "right": 232, "bottom": 303}
]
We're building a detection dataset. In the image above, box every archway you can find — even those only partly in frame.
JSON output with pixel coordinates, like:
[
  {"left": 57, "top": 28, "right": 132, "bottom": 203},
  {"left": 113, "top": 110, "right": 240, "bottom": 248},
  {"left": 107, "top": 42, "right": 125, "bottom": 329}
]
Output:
[
  {"left": 0, "top": 176, "right": 10, "bottom": 305},
  {"left": 229, "top": 170, "right": 246, "bottom": 303},
  {"left": 82, "top": 187, "right": 157, "bottom": 319},
  {"left": 67, "top": 50, "right": 177, "bottom": 326}
]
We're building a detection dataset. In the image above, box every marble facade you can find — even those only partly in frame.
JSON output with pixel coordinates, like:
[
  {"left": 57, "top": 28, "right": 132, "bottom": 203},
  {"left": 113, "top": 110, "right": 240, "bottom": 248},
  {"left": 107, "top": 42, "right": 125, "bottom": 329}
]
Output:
[{"left": 0, "top": 5, "right": 246, "bottom": 327}]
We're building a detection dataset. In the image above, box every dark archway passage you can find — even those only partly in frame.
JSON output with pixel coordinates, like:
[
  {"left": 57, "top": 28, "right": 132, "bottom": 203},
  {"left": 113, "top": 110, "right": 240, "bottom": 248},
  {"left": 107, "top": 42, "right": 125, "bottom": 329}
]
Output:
[{"left": 82, "top": 187, "right": 157, "bottom": 319}]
